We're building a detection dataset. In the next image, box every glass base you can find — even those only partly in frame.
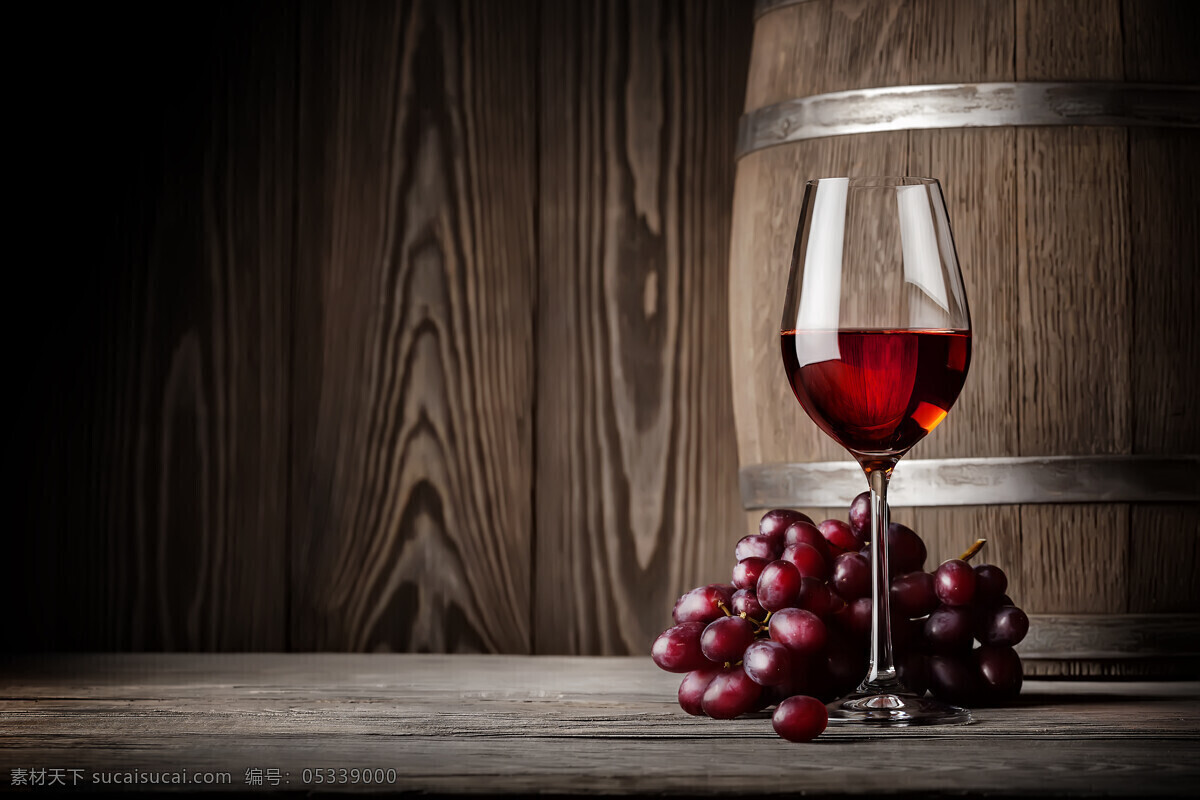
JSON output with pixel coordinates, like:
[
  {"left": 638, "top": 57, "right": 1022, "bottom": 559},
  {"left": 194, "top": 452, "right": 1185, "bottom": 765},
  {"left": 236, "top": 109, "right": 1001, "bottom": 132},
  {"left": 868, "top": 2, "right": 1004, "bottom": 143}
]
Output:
[{"left": 826, "top": 692, "right": 972, "bottom": 727}]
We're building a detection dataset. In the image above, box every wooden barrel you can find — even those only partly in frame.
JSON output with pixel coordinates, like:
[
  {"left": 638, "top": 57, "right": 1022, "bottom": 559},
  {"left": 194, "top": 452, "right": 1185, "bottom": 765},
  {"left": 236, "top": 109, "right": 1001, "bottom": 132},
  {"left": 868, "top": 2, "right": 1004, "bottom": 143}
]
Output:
[{"left": 728, "top": 0, "right": 1200, "bottom": 678}]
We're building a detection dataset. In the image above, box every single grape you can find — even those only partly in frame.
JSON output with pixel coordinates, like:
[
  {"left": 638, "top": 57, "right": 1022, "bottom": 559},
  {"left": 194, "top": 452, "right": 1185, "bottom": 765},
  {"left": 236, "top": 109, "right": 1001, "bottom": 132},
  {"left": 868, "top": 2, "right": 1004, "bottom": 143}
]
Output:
[
  {"left": 924, "top": 605, "right": 974, "bottom": 653},
  {"left": 890, "top": 570, "right": 938, "bottom": 618},
  {"left": 838, "top": 597, "right": 873, "bottom": 640},
  {"left": 772, "top": 695, "right": 828, "bottom": 742},
  {"left": 890, "top": 615, "right": 923, "bottom": 652},
  {"left": 887, "top": 523, "right": 927, "bottom": 575},
  {"left": 934, "top": 558, "right": 977, "bottom": 606},
  {"left": 757, "top": 559, "right": 803, "bottom": 612},
  {"left": 981, "top": 605, "right": 1029, "bottom": 647},
  {"left": 731, "top": 588, "right": 766, "bottom": 620},
  {"left": 928, "top": 654, "right": 982, "bottom": 704},
  {"left": 760, "top": 509, "right": 812, "bottom": 545},
  {"left": 769, "top": 608, "right": 828, "bottom": 655},
  {"left": 819, "top": 518, "right": 859, "bottom": 555},
  {"left": 652, "top": 621, "right": 712, "bottom": 673},
  {"left": 743, "top": 639, "right": 794, "bottom": 687},
  {"left": 897, "top": 651, "right": 930, "bottom": 696},
  {"left": 702, "top": 665, "right": 762, "bottom": 719},
  {"left": 677, "top": 667, "right": 721, "bottom": 716},
  {"left": 782, "top": 542, "right": 829, "bottom": 580},
  {"left": 788, "top": 653, "right": 832, "bottom": 701},
  {"left": 832, "top": 551, "right": 870, "bottom": 600},
  {"left": 825, "top": 637, "right": 866, "bottom": 695},
  {"left": 732, "top": 557, "right": 769, "bottom": 591},
  {"left": 700, "top": 615, "right": 755, "bottom": 663},
  {"left": 783, "top": 521, "right": 832, "bottom": 564},
  {"left": 848, "top": 490, "right": 872, "bottom": 543},
  {"left": 973, "top": 564, "right": 1009, "bottom": 606},
  {"left": 976, "top": 644, "right": 1023, "bottom": 699},
  {"left": 672, "top": 584, "right": 733, "bottom": 624},
  {"left": 735, "top": 534, "right": 780, "bottom": 562},
  {"left": 796, "top": 577, "right": 838, "bottom": 618}
]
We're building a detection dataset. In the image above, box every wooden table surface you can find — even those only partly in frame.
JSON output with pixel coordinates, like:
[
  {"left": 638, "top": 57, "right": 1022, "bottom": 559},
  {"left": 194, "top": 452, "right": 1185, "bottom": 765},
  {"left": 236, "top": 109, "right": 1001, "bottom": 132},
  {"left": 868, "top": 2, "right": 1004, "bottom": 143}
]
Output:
[{"left": 2, "top": 654, "right": 1199, "bottom": 796}]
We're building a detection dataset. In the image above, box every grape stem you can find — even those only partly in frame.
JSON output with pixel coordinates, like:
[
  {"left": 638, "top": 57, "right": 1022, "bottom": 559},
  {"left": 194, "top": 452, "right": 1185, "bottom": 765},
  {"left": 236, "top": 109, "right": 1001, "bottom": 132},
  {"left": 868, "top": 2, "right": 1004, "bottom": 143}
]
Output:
[
  {"left": 717, "top": 601, "right": 732, "bottom": 617},
  {"left": 959, "top": 539, "right": 987, "bottom": 562}
]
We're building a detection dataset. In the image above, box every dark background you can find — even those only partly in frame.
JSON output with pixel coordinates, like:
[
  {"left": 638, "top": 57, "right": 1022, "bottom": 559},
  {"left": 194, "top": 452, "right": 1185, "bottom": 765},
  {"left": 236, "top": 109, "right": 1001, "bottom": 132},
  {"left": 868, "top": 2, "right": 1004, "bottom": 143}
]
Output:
[{"left": 10, "top": 0, "right": 751, "bottom": 654}]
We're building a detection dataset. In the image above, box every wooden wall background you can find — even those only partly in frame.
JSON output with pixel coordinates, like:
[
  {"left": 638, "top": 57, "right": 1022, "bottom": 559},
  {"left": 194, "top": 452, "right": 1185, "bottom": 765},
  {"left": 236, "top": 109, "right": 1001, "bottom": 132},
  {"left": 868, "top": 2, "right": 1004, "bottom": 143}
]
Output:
[{"left": 8, "top": 0, "right": 753, "bottom": 654}]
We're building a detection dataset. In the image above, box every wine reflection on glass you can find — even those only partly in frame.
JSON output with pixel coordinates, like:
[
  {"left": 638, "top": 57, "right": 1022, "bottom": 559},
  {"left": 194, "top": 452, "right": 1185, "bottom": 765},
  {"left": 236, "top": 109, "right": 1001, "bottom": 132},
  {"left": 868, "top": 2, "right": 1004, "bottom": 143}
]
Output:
[{"left": 780, "top": 177, "right": 973, "bottom": 726}]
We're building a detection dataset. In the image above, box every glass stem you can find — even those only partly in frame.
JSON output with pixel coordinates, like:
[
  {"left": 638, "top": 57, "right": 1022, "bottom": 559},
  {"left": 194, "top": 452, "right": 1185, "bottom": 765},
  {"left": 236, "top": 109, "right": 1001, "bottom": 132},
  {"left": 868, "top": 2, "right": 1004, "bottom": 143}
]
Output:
[{"left": 860, "top": 464, "right": 905, "bottom": 694}]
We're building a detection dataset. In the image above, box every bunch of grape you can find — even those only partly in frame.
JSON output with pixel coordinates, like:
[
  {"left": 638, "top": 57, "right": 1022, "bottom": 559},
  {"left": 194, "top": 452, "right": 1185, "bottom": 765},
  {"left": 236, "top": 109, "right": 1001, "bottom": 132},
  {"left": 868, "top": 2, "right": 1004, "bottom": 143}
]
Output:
[{"left": 651, "top": 495, "right": 1029, "bottom": 742}]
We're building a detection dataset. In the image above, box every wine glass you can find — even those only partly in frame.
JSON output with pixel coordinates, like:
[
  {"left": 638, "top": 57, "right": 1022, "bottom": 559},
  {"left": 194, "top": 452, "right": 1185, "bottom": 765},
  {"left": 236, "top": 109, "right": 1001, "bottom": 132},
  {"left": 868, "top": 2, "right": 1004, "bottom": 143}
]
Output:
[{"left": 780, "top": 177, "right": 972, "bottom": 726}]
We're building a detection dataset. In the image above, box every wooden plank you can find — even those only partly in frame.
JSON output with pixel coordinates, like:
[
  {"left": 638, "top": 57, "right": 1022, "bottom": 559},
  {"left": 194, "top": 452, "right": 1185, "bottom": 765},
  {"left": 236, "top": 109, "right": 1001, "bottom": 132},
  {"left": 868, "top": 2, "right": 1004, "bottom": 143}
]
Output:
[
  {"left": 1126, "top": 125, "right": 1200, "bottom": 615},
  {"left": 535, "top": 0, "right": 752, "bottom": 654},
  {"left": 1016, "top": 0, "right": 1124, "bottom": 81},
  {"left": 10, "top": 4, "right": 296, "bottom": 651},
  {"left": 289, "top": 0, "right": 537, "bottom": 653},
  {"left": 1015, "top": 126, "right": 1131, "bottom": 619},
  {"left": 1122, "top": 0, "right": 1200, "bottom": 83},
  {"left": 907, "top": 0, "right": 1015, "bottom": 85},
  {"left": 1128, "top": 506, "right": 1200, "bottom": 614},
  {"left": 1, "top": 655, "right": 1198, "bottom": 796}
]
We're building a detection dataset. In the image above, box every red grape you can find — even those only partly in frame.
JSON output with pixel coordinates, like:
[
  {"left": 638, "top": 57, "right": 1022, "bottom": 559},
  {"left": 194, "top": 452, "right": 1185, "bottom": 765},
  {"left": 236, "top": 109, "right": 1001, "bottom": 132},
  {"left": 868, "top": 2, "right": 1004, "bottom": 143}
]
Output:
[
  {"left": 702, "top": 666, "right": 762, "bottom": 719},
  {"left": 838, "top": 597, "right": 873, "bottom": 640},
  {"left": 887, "top": 523, "right": 927, "bottom": 575},
  {"left": 769, "top": 608, "right": 828, "bottom": 655},
  {"left": 757, "top": 560, "right": 803, "bottom": 612},
  {"left": 981, "top": 605, "right": 1029, "bottom": 647},
  {"left": 848, "top": 490, "right": 871, "bottom": 542},
  {"left": 934, "top": 558, "right": 976, "bottom": 606},
  {"left": 825, "top": 638, "right": 866, "bottom": 695},
  {"left": 678, "top": 667, "right": 721, "bottom": 715},
  {"left": 973, "top": 564, "right": 1009, "bottom": 605},
  {"left": 832, "top": 551, "right": 870, "bottom": 600},
  {"left": 783, "top": 521, "right": 832, "bottom": 564},
  {"left": 782, "top": 542, "right": 829, "bottom": 580},
  {"left": 925, "top": 605, "right": 974, "bottom": 653},
  {"left": 890, "top": 570, "right": 938, "bottom": 618},
  {"left": 772, "top": 695, "right": 828, "bottom": 742},
  {"left": 760, "top": 509, "right": 812, "bottom": 544},
  {"left": 731, "top": 588, "right": 766, "bottom": 620},
  {"left": 976, "top": 644, "right": 1023, "bottom": 698},
  {"left": 701, "top": 615, "right": 755, "bottom": 663},
  {"left": 928, "top": 654, "right": 981, "bottom": 704},
  {"left": 897, "top": 651, "right": 930, "bottom": 696},
  {"left": 672, "top": 584, "right": 733, "bottom": 624},
  {"left": 732, "top": 557, "right": 769, "bottom": 591},
  {"left": 736, "top": 534, "right": 780, "bottom": 562},
  {"left": 819, "top": 519, "right": 859, "bottom": 555},
  {"left": 796, "top": 577, "right": 838, "bottom": 617},
  {"left": 743, "top": 639, "right": 794, "bottom": 686},
  {"left": 652, "top": 621, "right": 712, "bottom": 673}
]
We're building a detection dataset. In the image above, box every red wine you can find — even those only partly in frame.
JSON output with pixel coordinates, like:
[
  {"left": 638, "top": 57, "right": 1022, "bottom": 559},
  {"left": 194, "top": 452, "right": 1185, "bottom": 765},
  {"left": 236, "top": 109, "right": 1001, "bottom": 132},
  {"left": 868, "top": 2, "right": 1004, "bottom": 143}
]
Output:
[{"left": 781, "top": 329, "right": 970, "bottom": 457}]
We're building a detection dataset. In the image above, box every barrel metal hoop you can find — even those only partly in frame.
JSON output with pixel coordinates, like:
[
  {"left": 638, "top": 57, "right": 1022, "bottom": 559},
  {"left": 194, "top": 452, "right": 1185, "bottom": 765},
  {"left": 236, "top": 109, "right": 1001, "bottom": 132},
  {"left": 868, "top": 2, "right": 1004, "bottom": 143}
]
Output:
[
  {"left": 739, "top": 455, "right": 1200, "bottom": 509},
  {"left": 753, "top": 0, "right": 818, "bottom": 19},
  {"left": 736, "top": 82, "right": 1200, "bottom": 158}
]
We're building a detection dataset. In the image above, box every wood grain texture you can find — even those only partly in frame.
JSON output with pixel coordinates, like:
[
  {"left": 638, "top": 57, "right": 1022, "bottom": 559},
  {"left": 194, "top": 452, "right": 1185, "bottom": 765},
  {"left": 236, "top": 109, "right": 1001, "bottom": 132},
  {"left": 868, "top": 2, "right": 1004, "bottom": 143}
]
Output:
[
  {"left": 2, "top": 654, "right": 1199, "bottom": 796},
  {"left": 1016, "top": 0, "right": 1124, "bottom": 81},
  {"left": 289, "top": 0, "right": 537, "bottom": 654},
  {"left": 12, "top": 4, "right": 295, "bottom": 652},
  {"left": 536, "top": 0, "right": 752, "bottom": 654}
]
